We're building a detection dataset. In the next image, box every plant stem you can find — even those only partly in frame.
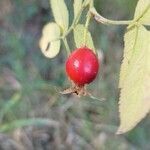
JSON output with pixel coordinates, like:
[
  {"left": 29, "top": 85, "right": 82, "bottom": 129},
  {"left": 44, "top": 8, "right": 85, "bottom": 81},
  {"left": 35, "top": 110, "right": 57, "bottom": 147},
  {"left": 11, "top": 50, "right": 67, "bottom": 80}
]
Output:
[
  {"left": 62, "top": 1, "right": 90, "bottom": 54},
  {"left": 90, "top": 7, "right": 134, "bottom": 25},
  {"left": 63, "top": 38, "right": 70, "bottom": 55},
  {"left": 84, "top": 12, "right": 92, "bottom": 46},
  {"left": 47, "top": 1, "right": 91, "bottom": 44},
  {"left": 83, "top": 0, "right": 94, "bottom": 45},
  {"left": 62, "top": 2, "right": 86, "bottom": 39}
]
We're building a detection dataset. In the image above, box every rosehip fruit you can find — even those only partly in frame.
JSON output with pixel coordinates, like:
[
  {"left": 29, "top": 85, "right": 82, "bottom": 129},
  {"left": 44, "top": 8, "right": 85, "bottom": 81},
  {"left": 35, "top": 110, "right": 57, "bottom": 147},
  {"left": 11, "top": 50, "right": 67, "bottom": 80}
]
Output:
[{"left": 65, "top": 47, "right": 99, "bottom": 86}]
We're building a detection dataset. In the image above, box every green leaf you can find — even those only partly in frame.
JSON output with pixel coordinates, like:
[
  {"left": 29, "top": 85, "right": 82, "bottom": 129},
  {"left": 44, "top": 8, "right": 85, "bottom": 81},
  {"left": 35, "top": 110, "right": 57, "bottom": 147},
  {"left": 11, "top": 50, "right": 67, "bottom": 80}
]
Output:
[
  {"left": 39, "top": 22, "right": 61, "bottom": 58},
  {"left": 74, "top": 24, "right": 95, "bottom": 52},
  {"left": 50, "top": 0, "right": 69, "bottom": 31},
  {"left": 74, "top": 0, "right": 83, "bottom": 18},
  {"left": 134, "top": 0, "right": 150, "bottom": 25},
  {"left": 117, "top": 25, "right": 150, "bottom": 134}
]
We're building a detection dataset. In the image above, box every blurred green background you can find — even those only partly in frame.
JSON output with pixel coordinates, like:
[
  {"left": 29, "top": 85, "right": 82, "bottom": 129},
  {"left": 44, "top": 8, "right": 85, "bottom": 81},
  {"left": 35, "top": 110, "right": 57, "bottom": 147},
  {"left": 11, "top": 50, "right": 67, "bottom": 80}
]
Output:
[{"left": 0, "top": 0, "right": 150, "bottom": 150}]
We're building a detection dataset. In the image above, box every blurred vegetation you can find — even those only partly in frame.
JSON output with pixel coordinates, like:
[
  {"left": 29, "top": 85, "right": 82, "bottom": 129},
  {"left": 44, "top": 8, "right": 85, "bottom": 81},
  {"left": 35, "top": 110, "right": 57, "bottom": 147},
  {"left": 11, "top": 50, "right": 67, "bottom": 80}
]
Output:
[{"left": 0, "top": 0, "right": 150, "bottom": 150}]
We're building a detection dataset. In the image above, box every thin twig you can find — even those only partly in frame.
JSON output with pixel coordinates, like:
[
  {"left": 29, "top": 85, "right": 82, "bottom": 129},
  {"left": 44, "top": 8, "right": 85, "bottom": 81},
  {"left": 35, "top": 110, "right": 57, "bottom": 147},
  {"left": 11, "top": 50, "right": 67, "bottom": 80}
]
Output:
[{"left": 90, "top": 7, "right": 133, "bottom": 25}]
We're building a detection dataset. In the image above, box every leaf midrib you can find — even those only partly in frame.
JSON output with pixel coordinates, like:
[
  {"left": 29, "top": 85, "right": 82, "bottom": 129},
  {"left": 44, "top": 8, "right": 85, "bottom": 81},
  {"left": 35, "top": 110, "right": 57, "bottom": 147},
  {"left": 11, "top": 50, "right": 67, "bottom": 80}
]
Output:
[{"left": 135, "top": 3, "right": 150, "bottom": 23}]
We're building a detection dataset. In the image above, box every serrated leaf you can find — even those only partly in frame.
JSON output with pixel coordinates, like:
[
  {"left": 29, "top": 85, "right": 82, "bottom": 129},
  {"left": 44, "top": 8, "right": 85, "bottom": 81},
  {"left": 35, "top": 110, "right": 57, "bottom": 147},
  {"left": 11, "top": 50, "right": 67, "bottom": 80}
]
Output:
[
  {"left": 39, "top": 22, "right": 61, "bottom": 58},
  {"left": 119, "top": 27, "right": 138, "bottom": 88},
  {"left": 50, "top": 0, "right": 69, "bottom": 31},
  {"left": 74, "top": 24, "right": 95, "bottom": 52},
  {"left": 117, "top": 26, "right": 150, "bottom": 134},
  {"left": 74, "top": 0, "right": 83, "bottom": 18},
  {"left": 134, "top": 0, "right": 150, "bottom": 25}
]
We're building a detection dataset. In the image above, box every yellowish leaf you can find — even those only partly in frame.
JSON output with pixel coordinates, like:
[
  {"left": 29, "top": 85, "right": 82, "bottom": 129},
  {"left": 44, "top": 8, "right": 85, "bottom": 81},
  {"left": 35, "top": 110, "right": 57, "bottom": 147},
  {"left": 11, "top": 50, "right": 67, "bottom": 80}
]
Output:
[
  {"left": 39, "top": 23, "right": 61, "bottom": 58},
  {"left": 117, "top": 26, "right": 150, "bottom": 134},
  {"left": 134, "top": 0, "right": 150, "bottom": 25},
  {"left": 84, "top": 0, "right": 91, "bottom": 6},
  {"left": 50, "top": 0, "right": 69, "bottom": 31},
  {"left": 119, "top": 27, "right": 138, "bottom": 88},
  {"left": 74, "top": 24, "right": 95, "bottom": 52},
  {"left": 74, "top": 0, "right": 83, "bottom": 18}
]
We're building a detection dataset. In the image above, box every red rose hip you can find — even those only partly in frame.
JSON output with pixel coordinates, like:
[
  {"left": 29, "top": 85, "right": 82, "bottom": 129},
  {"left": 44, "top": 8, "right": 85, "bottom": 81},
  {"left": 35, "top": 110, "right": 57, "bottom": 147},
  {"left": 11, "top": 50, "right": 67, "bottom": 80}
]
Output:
[{"left": 66, "top": 47, "right": 99, "bottom": 86}]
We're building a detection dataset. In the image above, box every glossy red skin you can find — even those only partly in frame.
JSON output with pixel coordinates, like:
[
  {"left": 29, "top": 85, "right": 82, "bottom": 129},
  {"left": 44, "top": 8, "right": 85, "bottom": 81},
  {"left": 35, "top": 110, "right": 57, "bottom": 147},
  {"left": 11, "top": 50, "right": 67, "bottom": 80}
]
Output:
[{"left": 66, "top": 47, "right": 99, "bottom": 86}]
